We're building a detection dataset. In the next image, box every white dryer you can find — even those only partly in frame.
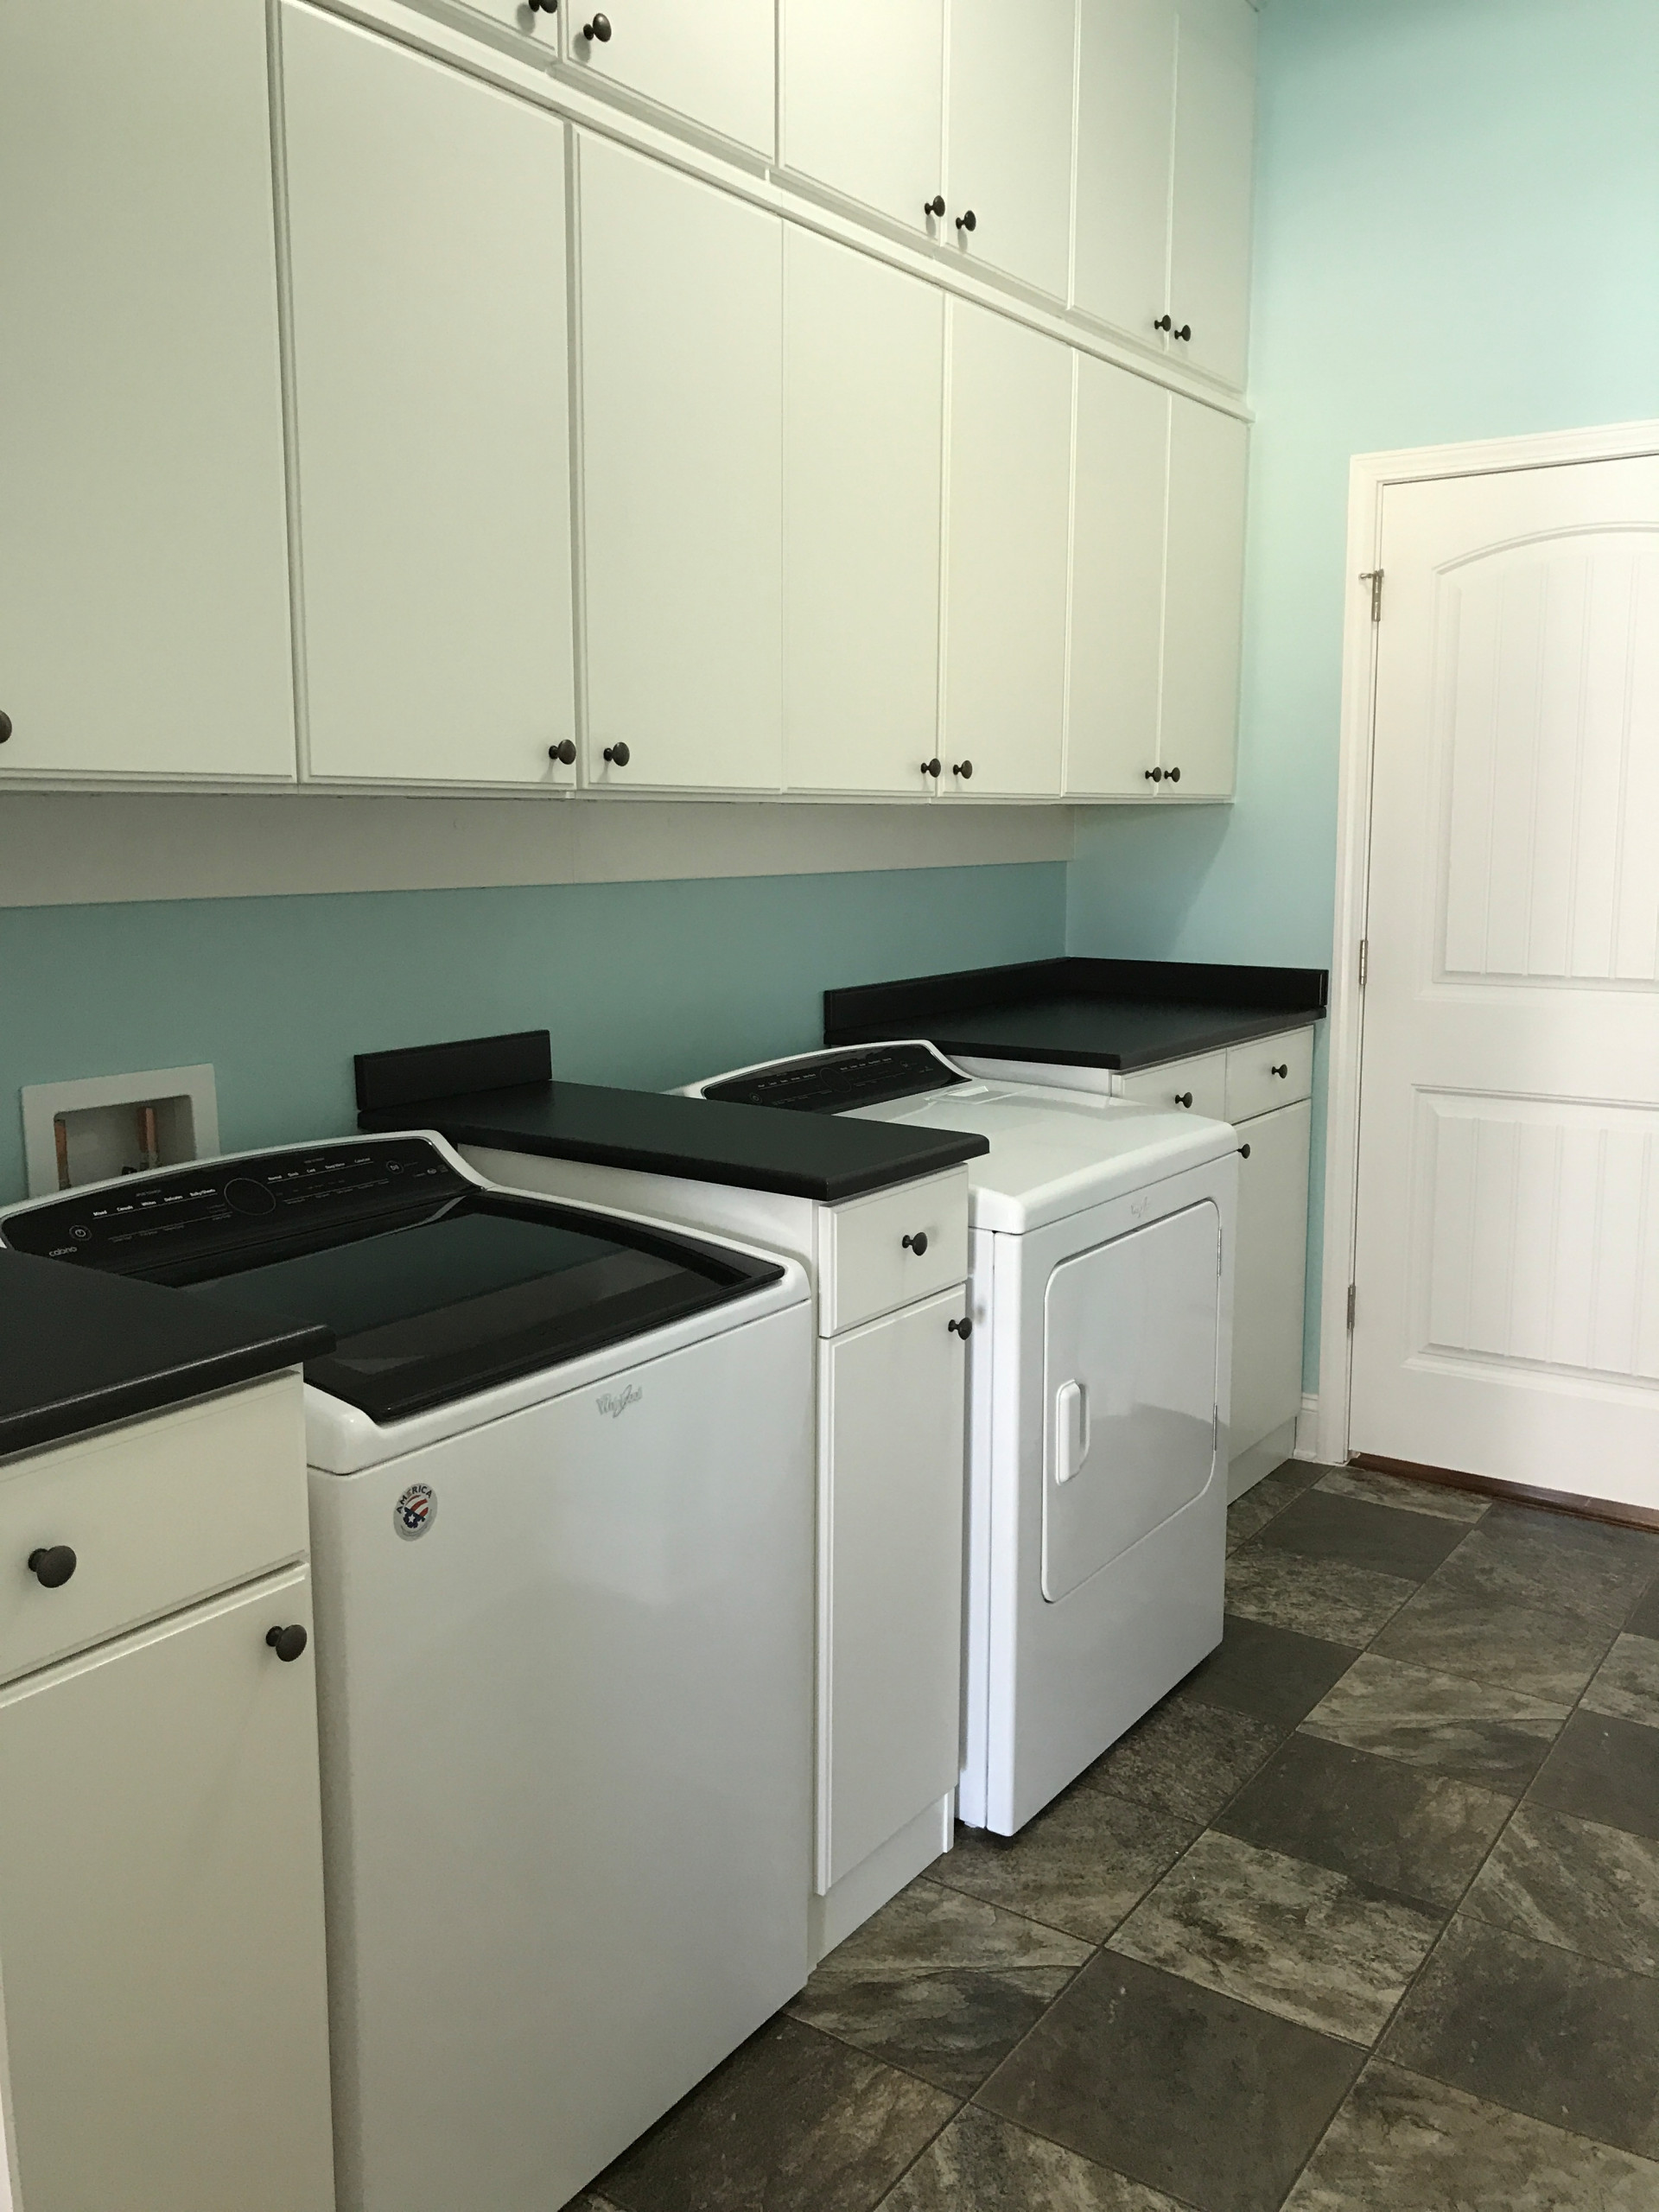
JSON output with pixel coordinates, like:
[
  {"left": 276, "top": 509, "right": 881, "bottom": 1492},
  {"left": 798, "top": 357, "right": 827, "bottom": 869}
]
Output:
[{"left": 689, "top": 1045, "right": 1238, "bottom": 1835}]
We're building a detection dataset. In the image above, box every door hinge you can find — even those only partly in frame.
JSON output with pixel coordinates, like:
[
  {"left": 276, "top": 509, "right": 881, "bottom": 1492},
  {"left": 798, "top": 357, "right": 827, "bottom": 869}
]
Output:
[
  {"left": 1346, "top": 1282, "right": 1357, "bottom": 1332},
  {"left": 1359, "top": 569, "right": 1383, "bottom": 621},
  {"left": 1357, "top": 938, "right": 1369, "bottom": 988}
]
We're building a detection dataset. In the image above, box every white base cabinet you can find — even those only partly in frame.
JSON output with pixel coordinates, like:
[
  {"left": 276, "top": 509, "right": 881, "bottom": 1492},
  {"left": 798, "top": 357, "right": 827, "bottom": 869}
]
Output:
[
  {"left": 0, "top": 1381, "right": 334, "bottom": 2212},
  {"left": 280, "top": 3, "right": 577, "bottom": 789}
]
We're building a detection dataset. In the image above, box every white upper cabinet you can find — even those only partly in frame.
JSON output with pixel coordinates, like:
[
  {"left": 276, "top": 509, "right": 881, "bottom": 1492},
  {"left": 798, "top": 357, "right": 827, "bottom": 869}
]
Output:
[
  {"left": 565, "top": 0, "right": 776, "bottom": 157},
  {"left": 785, "top": 234, "right": 945, "bottom": 798},
  {"left": 579, "top": 135, "right": 785, "bottom": 793},
  {"left": 1169, "top": 0, "right": 1256, "bottom": 387},
  {"left": 281, "top": 6, "right": 576, "bottom": 790},
  {"left": 1065, "top": 360, "right": 1169, "bottom": 798},
  {"left": 1074, "top": 0, "right": 1255, "bottom": 390},
  {"left": 779, "top": 0, "right": 945, "bottom": 236},
  {"left": 1073, "top": 0, "right": 1178, "bottom": 355},
  {"left": 940, "top": 303, "right": 1071, "bottom": 798},
  {"left": 1159, "top": 394, "right": 1248, "bottom": 794},
  {"left": 944, "top": 0, "right": 1077, "bottom": 299},
  {"left": 0, "top": 0, "right": 294, "bottom": 782}
]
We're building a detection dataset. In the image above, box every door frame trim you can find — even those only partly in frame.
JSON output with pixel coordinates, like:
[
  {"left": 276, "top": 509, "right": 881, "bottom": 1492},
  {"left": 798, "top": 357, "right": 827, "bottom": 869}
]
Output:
[{"left": 1316, "top": 416, "right": 1659, "bottom": 1468}]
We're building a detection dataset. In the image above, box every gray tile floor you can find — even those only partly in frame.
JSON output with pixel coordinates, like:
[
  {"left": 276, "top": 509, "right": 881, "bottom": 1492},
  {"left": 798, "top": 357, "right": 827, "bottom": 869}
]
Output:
[{"left": 573, "top": 1464, "right": 1659, "bottom": 2212}]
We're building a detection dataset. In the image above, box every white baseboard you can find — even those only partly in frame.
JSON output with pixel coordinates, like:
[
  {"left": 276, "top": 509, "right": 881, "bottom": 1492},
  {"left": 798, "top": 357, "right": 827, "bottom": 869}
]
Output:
[{"left": 1294, "top": 1394, "right": 1322, "bottom": 1461}]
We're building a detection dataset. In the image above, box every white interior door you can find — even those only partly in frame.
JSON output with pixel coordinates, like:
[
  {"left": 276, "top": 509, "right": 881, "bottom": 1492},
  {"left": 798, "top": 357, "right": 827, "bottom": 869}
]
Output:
[
  {"left": 1066, "top": 359, "right": 1170, "bottom": 795},
  {"left": 1167, "top": 0, "right": 1255, "bottom": 388},
  {"left": 578, "top": 135, "right": 784, "bottom": 791},
  {"left": 780, "top": 0, "right": 944, "bottom": 233},
  {"left": 1042, "top": 1202, "right": 1222, "bottom": 1604},
  {"left": 784, "top": 232, "right": 944, "bottom": 796},
  {"left": 1351, "top": 454, "right": 1659, "bottom": 1513},
  {"left": 1072, "top": 0, "right": 1178, "bottom": 348},
  {"left": 944, "top": 0, "right": 1077, "bottom": 298},
  {"left": 940, "top": 301, "right": 1072, "bottom": 796},
  {"left": 0, "top": 0, "right": 295, "bottom": 781},
  {"left": 565, "top": 0, "right": 776, "bottom": 156},
  {"left": 282, "top": 7, "right": 576, "bottom": 788},
  {"left": 1159, "top": 394, "right": 1248, "bottom": 794}
]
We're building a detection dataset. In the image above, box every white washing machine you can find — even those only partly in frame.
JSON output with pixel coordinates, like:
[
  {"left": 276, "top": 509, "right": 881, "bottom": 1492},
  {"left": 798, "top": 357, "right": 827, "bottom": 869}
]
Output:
[
  {"left": 687, "top": 1045, "right": 1238, "bottom": 1834},
  {"left": 3, "top": 1133, "right": 815, "bottom": 2212}
]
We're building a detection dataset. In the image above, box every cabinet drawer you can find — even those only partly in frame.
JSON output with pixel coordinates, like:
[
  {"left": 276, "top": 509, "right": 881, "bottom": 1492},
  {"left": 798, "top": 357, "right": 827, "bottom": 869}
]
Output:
[
  {"left": 1117, "top": 1050, "right": 1226, "bottom": 1122},
  {"left": 1225, "top": 1027, "right": 1315, "bottom": 1122},
  {"left": 817, "top": 1172, "right": 969, "bottom": 1336},
  {"left": 0, "top": 1378, "right": 308, "bottom": 1687}
]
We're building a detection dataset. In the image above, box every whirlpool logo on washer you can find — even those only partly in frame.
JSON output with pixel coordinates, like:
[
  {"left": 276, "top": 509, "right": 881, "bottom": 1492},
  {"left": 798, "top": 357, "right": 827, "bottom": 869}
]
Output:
[
  {"left": 596, "top": 1383, "right": 643, "bottom": 1421},
  {"left": 394, "top": 1482, "right": 437, "bottom": 1541}
]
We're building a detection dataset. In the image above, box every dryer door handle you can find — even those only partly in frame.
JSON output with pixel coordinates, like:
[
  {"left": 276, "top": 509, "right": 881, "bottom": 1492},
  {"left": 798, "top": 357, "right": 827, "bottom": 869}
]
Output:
[{"left": 1055, "top": 1380, "right": 1090, "bottom": 1484}]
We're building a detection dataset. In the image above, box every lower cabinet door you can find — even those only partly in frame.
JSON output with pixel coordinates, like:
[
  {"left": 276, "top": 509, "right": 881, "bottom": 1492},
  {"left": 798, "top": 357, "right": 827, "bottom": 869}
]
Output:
[
  {"left": 819, "top": 1286, "right": 968, "bottom": 1891},
  {"left": 1231, "top": 1098, "right": 1313, "bottom": 1461},
  {"left": 0, "top": 1567, "right": 334, "bottom": 2212}
]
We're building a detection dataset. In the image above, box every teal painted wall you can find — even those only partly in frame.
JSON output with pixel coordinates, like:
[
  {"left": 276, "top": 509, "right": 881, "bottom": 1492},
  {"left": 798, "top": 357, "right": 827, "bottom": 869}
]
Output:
[
  {"left": 0, "top": 862, "right": 1065, "bottom": 1205},
  {"left": 1067, "top": 0, "right": 1659, "bottom": 1384}
]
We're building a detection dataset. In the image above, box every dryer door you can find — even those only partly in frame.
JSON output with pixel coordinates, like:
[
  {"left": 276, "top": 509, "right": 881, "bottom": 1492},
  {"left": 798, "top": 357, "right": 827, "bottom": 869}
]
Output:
[{"left": 1041, "top": 1199, "right": 1222, "bottom": 1603}]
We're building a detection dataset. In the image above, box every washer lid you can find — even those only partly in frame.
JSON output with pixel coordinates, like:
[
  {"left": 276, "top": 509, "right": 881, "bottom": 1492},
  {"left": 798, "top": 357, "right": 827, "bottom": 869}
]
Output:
[{"left": 849, "top": 1083, "right": 1237, "bottom": 1233}]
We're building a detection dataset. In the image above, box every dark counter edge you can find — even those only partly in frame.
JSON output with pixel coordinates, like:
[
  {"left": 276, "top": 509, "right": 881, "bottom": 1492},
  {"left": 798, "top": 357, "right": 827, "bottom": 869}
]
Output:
[
  {"left": 823, "top": 957, "right": 1330, "bottom": 1071},
  {"left": 360, "top": 1077, "right": 988, "bottom": 1204},
  {"left": 0, "top": 1249, "right": 332, "bottom": 1463}
]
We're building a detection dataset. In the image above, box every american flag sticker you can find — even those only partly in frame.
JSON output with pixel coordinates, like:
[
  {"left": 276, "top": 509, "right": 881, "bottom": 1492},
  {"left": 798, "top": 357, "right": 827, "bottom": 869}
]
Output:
[{"left": 394, "top": 1482, "right": 437, "bottom": 1541}]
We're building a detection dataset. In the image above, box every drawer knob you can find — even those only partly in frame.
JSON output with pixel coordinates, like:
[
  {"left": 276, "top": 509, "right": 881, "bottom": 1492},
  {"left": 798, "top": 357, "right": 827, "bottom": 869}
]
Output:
[
  {"left": 1165, "top": 766, "right": 1181, "bottom": 784},
  {"left": 1239, "top": 1141, "right": 1251, "bottom": 1160},
  {"left": 582, "top": 11, "right": 611, "bottom": 38},
  {"left": 921, "top": 756, "right": 942, "bottom": 778},
  {"left": 949, "top": 1314, "right": 973, "bottom": 1339},
  {"left": 1144, "top": 766, "right": 1162, "bottom": 783},
  {"left": 1173, "top": 322, "right": 1192, "bottom": 342},
  {"left": 1174, "top": 1091, "right": 1192, "bottom": 1109},
  {"left": 27, "top": 1545, "right": 76, "bottom": 1590},
  {"left": 956, "top": 210, "right": 976, "bottom": 233},
  {"left": 527, "top": 0, "right": 556, "bottom": 11},
  {"left": 266, "top": 1624, "right": 308, "bottom": 1663},
  {"left": 548, "top": 739, "right": 576, "bottom": 765},
  {"left": 0, "top": 711, "right": 12, "bottom": 744},
  {"left": 1154, "top": 314, "right": 1173, "bottom": 333},
  {"left": 602, "top": 741, "right": 631, "bottom": 766},
  {"left": 952, "top": 760, "right": 973, "bottom": 779},
  {"left": 901, "top": 1230, "right": 929, "bottom": 1256},
  {"left": 1272, "top": 1063, "right": 1289, "bottom": 1078},
  {"left": 925, "top": 194, "right": 945, "bottom": 219}
]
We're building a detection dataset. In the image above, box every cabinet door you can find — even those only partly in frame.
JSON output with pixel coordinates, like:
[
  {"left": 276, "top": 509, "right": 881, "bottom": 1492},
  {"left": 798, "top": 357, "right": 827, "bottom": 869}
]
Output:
[
  {"left": 282, "top": 7, "right": 575, "bottom": 788},
  {"left": 1168, "top": 0, "right": 1255, "bottom": 387},
  {"left": 567, "top": 0, "right": 775, "bottom": 156},
  {"left": 944, "top": 0, "right": 1077, "bottom": 298},
  {"left": 785, "top": 233, "right": 944, "bottom": 797},
  {"left": 819, "top": 1287, "right": 967, "bottom": 1891},
  {"left": 1231, "top": 1099, "right": 1312, "bottom": 1460},
  {"left": 1159, "top": 396, "right": 1247, "bottom": 795},
  {"left": 1073, "top": 0, "right": 1179, "bottom": 348},
  {"left": 0, "top": 1569, "right": 334, "bottom": 2212},
  {"left": 940, "top": 303, "right": 1071, "bottom": 797},
  {"left": 1066, "top": 359, "right": 1170, "bottom": 796},
  {"left": 579, "top": 136, "right": 784, "bottom": 791},
  {"left": 0, "top": 0, "right": 294, "bottom": 781},
  {"left": 781, "top": 0, "right": 944, "bottom": 233}
]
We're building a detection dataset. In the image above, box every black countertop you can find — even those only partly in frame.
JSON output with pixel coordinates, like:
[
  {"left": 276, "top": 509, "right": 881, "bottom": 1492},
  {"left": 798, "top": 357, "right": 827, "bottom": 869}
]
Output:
[
  {"left": 360, "top": 1077, "right": 988, "bottom": 1204},
  {"left": 823, "top": 957, "right": 1329, "bottom": 1072},
  {"left": 0, "top": 1249, "right": 332, "bottom": 1462}
]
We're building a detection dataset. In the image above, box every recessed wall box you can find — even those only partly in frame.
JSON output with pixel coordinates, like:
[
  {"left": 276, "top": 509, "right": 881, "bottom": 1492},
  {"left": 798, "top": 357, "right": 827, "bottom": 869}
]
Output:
[{"left": 21, "top": 1066, "right": 219, "bottom": 1197}]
